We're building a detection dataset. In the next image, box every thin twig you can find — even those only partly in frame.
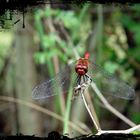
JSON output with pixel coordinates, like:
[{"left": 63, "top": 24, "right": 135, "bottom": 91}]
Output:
[
  {"left": 84, "top": 90, "right": 101, "bottom": 129},
  {"left": 81, "top": 93, "right": 101, "bottom": 132},
  {"left": 74, "top": 121, "right": 92, "bottom": 133},
  {"left": 91, "top": 82, "right": 136, "bottom": 127},
  {"left": 47, "top": 18, "right": 66, "bottom": 115},
  {"left": 0, "top": 96, "right": 87, "bottom": 135},
  {"left": 96, "top": 124, "right": 140, "bottom": 135}
]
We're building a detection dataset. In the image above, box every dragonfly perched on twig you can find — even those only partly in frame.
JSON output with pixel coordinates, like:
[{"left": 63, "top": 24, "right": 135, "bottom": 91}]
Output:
[{"left": 32, "top": 52, "right": 135, "bottom": 100}]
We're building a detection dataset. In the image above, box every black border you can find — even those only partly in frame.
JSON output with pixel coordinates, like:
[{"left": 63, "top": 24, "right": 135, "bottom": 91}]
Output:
[{"left": 0, "top": 0, "right": 139, "bottom": 30}]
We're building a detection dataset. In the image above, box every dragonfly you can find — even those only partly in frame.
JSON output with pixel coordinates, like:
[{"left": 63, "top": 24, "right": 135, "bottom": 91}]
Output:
[{"left": 32, "top": 52, "right": 135, "bottom": 100}]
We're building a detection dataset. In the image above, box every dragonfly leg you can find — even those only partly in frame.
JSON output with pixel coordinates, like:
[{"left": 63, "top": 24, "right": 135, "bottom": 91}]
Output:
[
  {"left": 81, "top": 75, "right": 91, "bottom": 91},
  {"left": 76, "top": 75, "right": 81, "bottom": 85},
  {"left": 73, "top": 74, "right": 92, "bottom": 100},
  {"left": 85, "top": 74, "right": 92, "bottom": 84},
  {"left": 73, "top": 75, "right": 82, "bottom": 100}
]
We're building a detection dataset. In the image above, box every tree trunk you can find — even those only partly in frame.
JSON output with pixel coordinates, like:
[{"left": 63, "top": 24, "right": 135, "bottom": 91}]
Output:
[{"left": 13, "top": 13, "right": 42, "bottom": 136}]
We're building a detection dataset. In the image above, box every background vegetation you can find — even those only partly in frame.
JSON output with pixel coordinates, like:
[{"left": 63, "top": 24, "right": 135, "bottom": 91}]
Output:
[{"left": 0, "top": 3, "right": 139, "bottom": 137}]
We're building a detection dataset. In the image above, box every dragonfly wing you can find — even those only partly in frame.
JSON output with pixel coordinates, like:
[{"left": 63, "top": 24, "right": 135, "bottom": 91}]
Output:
[
  {"left": 32, "top": 66, "right": 72, "bottom": 100},
  {"left": 32, "top": 79, "right": 65, "bottom": 100},
  {"left": 88, "top": 62, "right": 135, "bottom": 100}
]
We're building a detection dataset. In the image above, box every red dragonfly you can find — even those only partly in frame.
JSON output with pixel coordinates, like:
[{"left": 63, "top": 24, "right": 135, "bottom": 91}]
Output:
[{"left": 32, "top": 52, "right": 135, "bottom": 100}]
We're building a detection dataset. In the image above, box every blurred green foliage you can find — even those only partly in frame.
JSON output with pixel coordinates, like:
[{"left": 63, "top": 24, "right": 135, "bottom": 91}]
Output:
[
  {"left": 33, "top": 5, "right": 140, "bottom": 84},
  {"left": 34, "top": 5, "right": 91, "bottom": 66},
  {"left": 0, "top": 3, "right": 139, "bottom": 136},
  {"left": 120, "top": 5, "right": 140, "bottom": 62},
  {"left": 0, "top": 32, "right": 12, "bottom": 72},
  {"left": 32, "top": 4, "right": 140, "bottom": 133}
]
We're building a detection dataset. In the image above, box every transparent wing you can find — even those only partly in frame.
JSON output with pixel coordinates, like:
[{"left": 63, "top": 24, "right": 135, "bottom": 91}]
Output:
[
  {"left": 32, "top": 63, "right": 76, "bottom": 100},
  {"left": 88, "top": 62, "right": 135, "bottom": 100},
  {"left": 32, "top": 59, "right": 135, "bottom": 100}
]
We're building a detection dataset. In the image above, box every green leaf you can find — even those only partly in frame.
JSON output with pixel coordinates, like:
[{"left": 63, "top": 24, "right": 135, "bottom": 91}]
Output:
[
  {"left": 132, "top": 113, "right": 140, "bottom": 124},
  {"left": 44, "top": 7, "right": 53, "bottom": 17},
  {"left": 55, "top": 11, "right": 79, "bottom": 30},
  {"left": 42, "top": 33, "right": 57, "bottom": 49},
  {"left": 128, "top": 47, "right": 140, "bottom": 62},
  {"left": 34, "top": 52, "right": 46, "bottom": 64},
  {"left": 104, "top": 61, "right": 119, "bottom": 74}
]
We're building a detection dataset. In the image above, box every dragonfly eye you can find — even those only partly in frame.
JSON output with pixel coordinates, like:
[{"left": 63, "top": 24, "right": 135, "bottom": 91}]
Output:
[{"left": 76, "top": 68, "right": 87, "bottom": 75}]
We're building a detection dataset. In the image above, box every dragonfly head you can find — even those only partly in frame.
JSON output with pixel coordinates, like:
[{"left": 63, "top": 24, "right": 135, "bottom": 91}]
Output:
[
  {"left": 75, "top": 59, "right": 88, "bottom": 75},
  {"left": 75, "top": 67, "right": 87, "bottom": 75}
]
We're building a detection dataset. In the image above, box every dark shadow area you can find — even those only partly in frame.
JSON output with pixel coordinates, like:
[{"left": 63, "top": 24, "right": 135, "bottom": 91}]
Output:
[{"left": 0, "top": 131, "right": 140, "bottom": 140}]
